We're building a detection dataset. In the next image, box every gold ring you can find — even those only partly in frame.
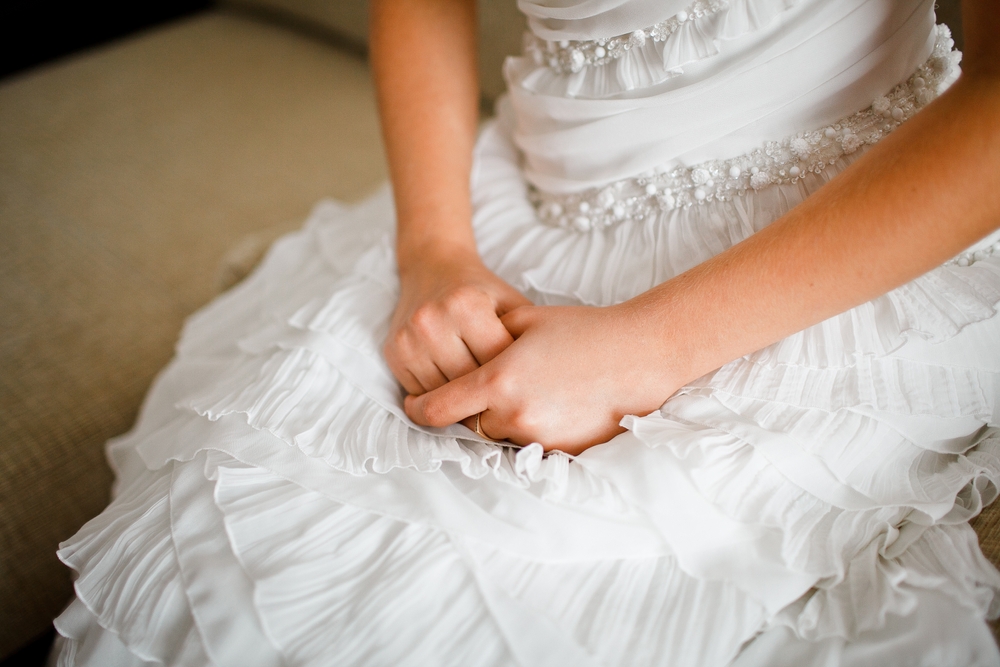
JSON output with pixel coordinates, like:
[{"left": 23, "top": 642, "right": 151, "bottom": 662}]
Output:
[{"left": 475, "top": 411, "right": 495, "bottom": 441}]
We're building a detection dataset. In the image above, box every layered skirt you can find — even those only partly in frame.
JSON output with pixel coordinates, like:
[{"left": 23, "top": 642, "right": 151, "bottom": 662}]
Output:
[{"left": 53, "top": 119, "right": 1000, "bottom": 666}]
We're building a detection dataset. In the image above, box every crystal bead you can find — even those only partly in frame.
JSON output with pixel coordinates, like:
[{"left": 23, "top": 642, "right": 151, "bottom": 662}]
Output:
[
  {"left": 597, "top": 189, "right": 615, "bottom": 209},
  {"left": 530, "top": 26, "right": 957, "bottom": 232},
  {"left": 527, "top": 0, "right": 727, "bottom": 74}
]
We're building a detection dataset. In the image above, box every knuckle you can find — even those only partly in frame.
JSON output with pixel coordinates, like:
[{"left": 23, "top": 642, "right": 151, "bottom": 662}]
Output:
[
  {"left": 508, "top": 408, "right": 537, "bottom": 433},
  {"left": 444, "top": 286, "right": 485, "bottom": 315},
  {"left": 409, "top": 304, "right": 440, "bottom": 335},
  {"left": 389, "top": 328, "right": 410, "bottom": 351},
  {"left": 488, "top": 369, "right": 519, "bottom": 400},
  {"left": 421, "top": 399, "right": 450, "bottom": 427}
]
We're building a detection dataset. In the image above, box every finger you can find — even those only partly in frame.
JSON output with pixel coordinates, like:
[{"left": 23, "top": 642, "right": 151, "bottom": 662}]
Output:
[
  {"left": 431, "top": 334, "right": 481, "bottom": 380},
  {"left": 459, "top": 311, "right": 515, "bottom": 365},
  {"left": 499, "top": 306, "right": 537, "bottom": 338},
  {"left": 477, "top": 409, "right": 506, "bottom": 442},
  {"left": 495, "top": 289, "right": 534, "bottom": 316},
  {"left": 397, "top": 369, "right": 425, "bottom": 396},
  {"left": 459, "top": 410, "right": 507, "bottom": 442},
  {"left": 405, "top": 368, "right": 488, "bottom": 428},
  {"left": 384, "top": 346, "right": 427, "bottom": 396},
  {"left": 406, "top": 357, "right": 450, "bottom": 394}
]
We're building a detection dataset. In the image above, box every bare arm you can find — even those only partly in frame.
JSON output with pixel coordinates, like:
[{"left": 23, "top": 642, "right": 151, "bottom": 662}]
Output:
[
  {"left": 370, "top": 0, "right": 478, "bottom": 266},
  {"left": 406, "top": 0, "right": 1000, "bottom": 453},
  {"left": 371, "top": 0, "right": 529, "bottom": 397},
  {"left": 628, "top": 1, "right": 1000, "bottom": 401}
]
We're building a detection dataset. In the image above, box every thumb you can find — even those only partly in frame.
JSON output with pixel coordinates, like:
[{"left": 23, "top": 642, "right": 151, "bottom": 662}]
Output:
[
  {"left": 405, "top": 367, "right": 488, "bottom": 428},
  {"left": 500, "top": 305, "right": 537, "bottom": 338},
  {"left": 495, "top": 286, "right": 533, "bottom": 316}
]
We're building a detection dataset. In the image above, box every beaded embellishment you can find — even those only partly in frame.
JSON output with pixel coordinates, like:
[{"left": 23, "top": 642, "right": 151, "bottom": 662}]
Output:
[
  {"left": 531, "top": 25, "right": 961, "bottom": 233},
  {"left": 952, "top": 241, "right": 1000, "bottom": 268},
  {"left": 524, "top": 0, "right": 728, "bottom": 74}
]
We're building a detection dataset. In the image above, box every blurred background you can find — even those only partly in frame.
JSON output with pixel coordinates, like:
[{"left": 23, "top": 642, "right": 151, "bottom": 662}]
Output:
[{"left": 0, "top": 2, "right": 972, "bottom": 666}]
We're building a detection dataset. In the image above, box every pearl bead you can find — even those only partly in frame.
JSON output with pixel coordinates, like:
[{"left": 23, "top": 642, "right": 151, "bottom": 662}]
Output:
[
  {"left": 559, "top": 40, "right": 569, "bottom": 48},
  {"left": 957, "top": 256, "right": 970, "bottom": 267},
  {"left": 676, "top": 10, "right": 689, "bottom": 21},
  {"left": 532, "top": 28, "right": 956, "bottom": 231}
]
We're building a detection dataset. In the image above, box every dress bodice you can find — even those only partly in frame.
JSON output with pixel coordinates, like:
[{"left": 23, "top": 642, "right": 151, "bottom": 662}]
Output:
[{"left": 505, "top": 0, "right": 944, "bottom": 198}]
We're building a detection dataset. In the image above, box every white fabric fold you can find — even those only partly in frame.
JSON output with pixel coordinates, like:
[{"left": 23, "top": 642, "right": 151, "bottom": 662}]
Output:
[{"left": 52, "top": 2, "right": 1000, "bottom": 663}]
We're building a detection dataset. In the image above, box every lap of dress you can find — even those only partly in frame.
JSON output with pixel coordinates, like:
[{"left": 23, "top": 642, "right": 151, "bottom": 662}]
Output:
[{"left": 49, "top": 117, "right": 1000, "bottom": 666}]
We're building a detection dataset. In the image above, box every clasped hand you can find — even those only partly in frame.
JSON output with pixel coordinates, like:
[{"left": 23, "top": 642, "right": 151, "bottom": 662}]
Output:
[{"left": 385, "top": 255, "right": 678, "bottom": 455}]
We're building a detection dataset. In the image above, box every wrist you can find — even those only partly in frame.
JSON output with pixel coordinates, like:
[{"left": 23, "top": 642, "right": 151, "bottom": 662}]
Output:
[
  {"left": 612, "top": 292, "right": 698, "bottom": 392},
  {"left": 396, "top": 232, "right": 482, "bottom": 283}
]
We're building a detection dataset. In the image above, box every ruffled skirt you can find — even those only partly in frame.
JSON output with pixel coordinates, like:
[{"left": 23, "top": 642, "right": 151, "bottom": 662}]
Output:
[{"left": 52, "top": 119, "right": 1000, "bottom": 666}]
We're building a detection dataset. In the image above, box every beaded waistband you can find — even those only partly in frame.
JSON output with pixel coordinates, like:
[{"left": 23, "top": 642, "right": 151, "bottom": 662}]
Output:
[
  {"left": 530, "top": 25, "right": 960, "bottom": 234},
  {"left": 523, "top": 0, "right": 727, "bottom": 74}
]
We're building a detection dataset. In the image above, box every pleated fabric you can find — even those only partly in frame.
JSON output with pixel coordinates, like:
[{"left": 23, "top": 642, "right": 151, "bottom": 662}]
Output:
[{"left": 52, "top": 0, "right": 1000, "bottom": 664}]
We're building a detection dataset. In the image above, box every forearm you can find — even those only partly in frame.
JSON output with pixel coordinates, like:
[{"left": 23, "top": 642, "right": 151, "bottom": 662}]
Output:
[
  {"left": 630, "top": 70, "right": 1000, "bottom": 389},
  {"left": 369, "top": 0, "right": 480, "bottom": 273}
]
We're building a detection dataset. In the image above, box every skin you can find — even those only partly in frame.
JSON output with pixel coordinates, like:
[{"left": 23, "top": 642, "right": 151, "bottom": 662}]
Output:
[{"left": 372, "top": 0, "right": 1000, "bottom": 455}]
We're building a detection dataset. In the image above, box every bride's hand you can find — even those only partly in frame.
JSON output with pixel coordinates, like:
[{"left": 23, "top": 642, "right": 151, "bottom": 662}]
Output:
[
  {"left": 385, "top": 247, "right": 532, "bottom": 395},
  {"left": 404, "top": 304, "right": 683, "bottom": 455}
]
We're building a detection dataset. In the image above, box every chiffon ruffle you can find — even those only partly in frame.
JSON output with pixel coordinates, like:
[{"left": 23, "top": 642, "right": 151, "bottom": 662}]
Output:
[
  {"left": 53, "top": 118, "right": 1000, "bottom": 665},
  {"left": 520, "top": 0, "right": 800, "bottom": 98}
]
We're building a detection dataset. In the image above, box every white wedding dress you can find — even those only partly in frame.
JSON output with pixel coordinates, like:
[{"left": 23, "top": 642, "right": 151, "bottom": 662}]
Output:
[{"left": 52, "top": 0, "right": 1000, "bottom": 665}]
